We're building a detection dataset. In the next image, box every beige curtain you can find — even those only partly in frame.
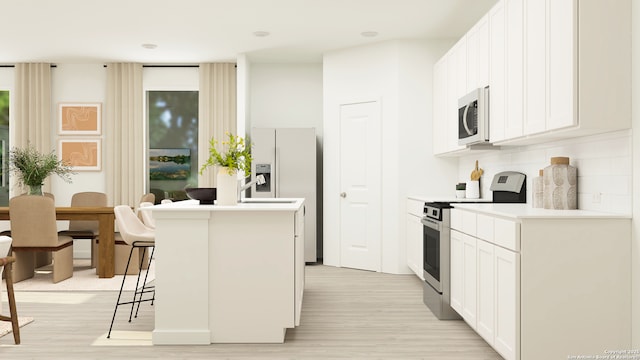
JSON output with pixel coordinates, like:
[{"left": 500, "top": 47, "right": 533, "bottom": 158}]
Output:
[
  {"left": 198, "top": 63, "right": 237, "bottom": 187},
  {"left": 105, "top": 63, "right": 143, "bottom": 206},
  {"left": 14, "top": 63, "right": 52, "bottom": 194}
]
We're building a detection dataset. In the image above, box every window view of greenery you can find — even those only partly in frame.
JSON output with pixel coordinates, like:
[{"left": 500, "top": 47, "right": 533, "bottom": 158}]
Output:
[
  {"left": 0, "top": 91, "right": 9, "bottom": 206},
  {"left": 147, "top": 91, "right": 198, "bottom": 203}
]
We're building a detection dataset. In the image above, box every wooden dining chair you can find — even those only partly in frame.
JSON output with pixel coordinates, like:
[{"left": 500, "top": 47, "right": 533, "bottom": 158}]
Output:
[
  {"left": 9, "top": 195, "right": 74, "bottom": 283},
  {"left": 59, "top": 192, "right": 107, "bottom": 268},
  {"left": 0, "top": 236, "right": 19, "bottom": 344}
]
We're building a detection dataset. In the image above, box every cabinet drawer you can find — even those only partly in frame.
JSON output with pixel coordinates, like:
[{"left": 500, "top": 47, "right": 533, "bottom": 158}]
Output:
[
  {"left": 451, "top": 209, "right": 462, "bottom": 231},
  {"left": 476, "top": 214, "right": 494, "bottom": 241},
  {"left": 493, "top": 218, "right": 519, "bottom": 252},
  {"left": 461, "top": 211, "right": 477, "bottom": 236},
  {"left": 406, "top": 199, "right": 424, "bottom": 217}
]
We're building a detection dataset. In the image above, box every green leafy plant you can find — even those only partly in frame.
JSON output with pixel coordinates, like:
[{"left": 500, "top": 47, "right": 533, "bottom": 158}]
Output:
[
  {"left": 199, "top": 132, "right": 252, "bottom": 176},
  {"left": 10, "top": 145, "right": 75, "bottom": 187},
  {"left": 456, "top": 182, "right": 466, "bottom": 190}
]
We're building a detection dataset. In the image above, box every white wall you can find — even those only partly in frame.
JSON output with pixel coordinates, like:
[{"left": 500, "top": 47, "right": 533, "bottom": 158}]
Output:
[
  {"left": 323, "top": 40, "right": 458, "bottom": 274},
  {"left": 249, "top": 63, "right": 323, "bottom": 135}
]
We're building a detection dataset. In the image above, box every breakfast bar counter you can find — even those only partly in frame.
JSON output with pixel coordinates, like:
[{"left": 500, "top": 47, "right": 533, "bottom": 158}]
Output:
[{"left": 143, "top": 198, "right": 305, "bottom": 345}]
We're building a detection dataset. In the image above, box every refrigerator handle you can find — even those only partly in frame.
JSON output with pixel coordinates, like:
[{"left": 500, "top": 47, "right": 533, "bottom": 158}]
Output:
[{"left": 275, "top": 146, "right": 280, "bottom": 197}]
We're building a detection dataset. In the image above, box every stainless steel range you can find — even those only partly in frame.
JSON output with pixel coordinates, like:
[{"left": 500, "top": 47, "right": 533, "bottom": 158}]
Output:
[
  {"left": 421, "top": 171, "right": 527, "bottom": 320},
  {"left": 421, "top": 202, "right": 460, "bottom": 320}
]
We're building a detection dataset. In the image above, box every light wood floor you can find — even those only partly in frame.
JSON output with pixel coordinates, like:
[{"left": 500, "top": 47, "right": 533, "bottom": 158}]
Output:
[{"left": 1, "top": 264, "right": 502, "bottom": 359}]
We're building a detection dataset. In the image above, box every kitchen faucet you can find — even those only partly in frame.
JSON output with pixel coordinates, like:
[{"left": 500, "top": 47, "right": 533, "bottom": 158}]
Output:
[{"left": 238, "top": 174, "right": 266, "bottom": 201}]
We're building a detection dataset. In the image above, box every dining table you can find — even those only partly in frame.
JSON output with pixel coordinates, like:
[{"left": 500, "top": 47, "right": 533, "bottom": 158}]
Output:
[{"left": 0, "top": 206, "right": 116, "bottom": 278}]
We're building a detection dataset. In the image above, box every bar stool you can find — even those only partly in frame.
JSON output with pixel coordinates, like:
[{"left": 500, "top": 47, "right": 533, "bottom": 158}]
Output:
[{"left": 107, "top": 205, "right": 155, "bottom": 338}]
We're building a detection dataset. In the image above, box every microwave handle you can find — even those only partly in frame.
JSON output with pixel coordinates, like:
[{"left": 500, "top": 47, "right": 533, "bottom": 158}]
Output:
[{"left": 462, "top": 102, "right": 474, "bottom": 136}]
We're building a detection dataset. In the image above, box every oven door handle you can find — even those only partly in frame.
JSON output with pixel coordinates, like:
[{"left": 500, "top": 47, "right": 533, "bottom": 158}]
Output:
[{"left": 421, "top": 217, "right": 441, "bottom": 231}]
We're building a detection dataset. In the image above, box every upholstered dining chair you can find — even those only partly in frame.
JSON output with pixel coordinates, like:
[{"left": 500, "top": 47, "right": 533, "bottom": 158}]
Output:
[
  {"left": 138, "top": 201, "right": 155, "bottom": 229},
  {"left": 107, "top": 205, "right": 155, "bottom": 339},
  {"left": 59, "top": 191, "right": 107, "bottom": 268},
  {"left": 9, "top": 195, "right": 74, "bottom": 283},
  {"left": 0, "top": 236, "right": 19, "bottom": 344}
]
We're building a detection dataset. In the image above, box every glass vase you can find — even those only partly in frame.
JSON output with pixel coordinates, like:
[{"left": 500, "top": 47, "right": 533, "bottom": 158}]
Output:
[{"left": 28, "top": 184, "right": 43, "bottom": 196}]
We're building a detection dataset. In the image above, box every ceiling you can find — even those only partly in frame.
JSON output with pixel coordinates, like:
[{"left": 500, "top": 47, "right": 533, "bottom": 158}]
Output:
[{"left": 3, "top": 0, "right": 497, "bottom": 64}]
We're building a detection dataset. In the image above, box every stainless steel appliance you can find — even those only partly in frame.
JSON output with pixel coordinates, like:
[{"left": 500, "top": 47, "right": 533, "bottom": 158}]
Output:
[
  {"left": 249, "top": 127, "right": 317, "bottom": 262},
  {"left": 421, "top": 171, "right": 527, "bottom": 320},
  {"left": 422, "top": 202, "right": 460, "bottom": 320},
  {"left": 458, "top": 87, "right": 490, "bottom": 146}
]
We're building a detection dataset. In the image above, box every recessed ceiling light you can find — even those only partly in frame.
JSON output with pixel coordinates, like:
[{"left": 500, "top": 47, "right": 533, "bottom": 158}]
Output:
[
  {"left": 253, "top": 31, "right": 270, "bottom": 37},
  {"left": 361, "top": 31, "right": 379, "bottom": 38},
  {"left": 141, "top": 43, "right": 157, "bottom": 49}
]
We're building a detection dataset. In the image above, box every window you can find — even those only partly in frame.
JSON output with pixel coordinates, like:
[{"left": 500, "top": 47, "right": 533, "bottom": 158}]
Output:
[{"left": 147, "top": 91, "right": 198, "bottom": 202}]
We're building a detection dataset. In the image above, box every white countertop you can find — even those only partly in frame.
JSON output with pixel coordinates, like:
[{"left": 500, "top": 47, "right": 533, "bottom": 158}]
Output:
[
  {"left": 408, "top": 194, "right": 492, "bottom": 203},
  {"left": 140, "top": 198, "right": 305, "bottom": 212},
  {"left": 452, "top": 203, "right": 630, "bottom": 219}
]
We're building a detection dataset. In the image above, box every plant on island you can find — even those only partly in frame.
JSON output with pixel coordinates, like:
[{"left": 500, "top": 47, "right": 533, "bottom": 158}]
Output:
[{"left": 199, "top": 132, "right": 252, "bottom": 176}]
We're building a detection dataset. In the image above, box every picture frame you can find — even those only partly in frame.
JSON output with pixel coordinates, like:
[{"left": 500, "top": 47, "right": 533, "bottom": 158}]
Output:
[
  {"left": 149, "top": 148, "right": 191, "bottom": 180},
  {"left": 58, "top": 102, "right": 102, "bottom": 135},
  {"left": 58, "top": 139, "right": 101, "bottom": 171}
]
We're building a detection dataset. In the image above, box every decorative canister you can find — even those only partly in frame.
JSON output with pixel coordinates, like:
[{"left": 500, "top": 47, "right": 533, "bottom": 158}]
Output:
[
  {"left": 533, "top": 169, "right": 544, "bottom": 208},
  {"left": 543, "top": 157, "right": 577, "bottom": 209}
]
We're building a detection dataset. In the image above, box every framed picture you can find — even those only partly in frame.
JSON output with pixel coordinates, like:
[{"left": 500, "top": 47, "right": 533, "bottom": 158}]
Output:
[
  {"left": 58, "top": 102, "right": 102, "bottom": 135},
  {"left": 149, "top": 148, "right": 191, "bottom": 180},
  {"left": 58, "top": 139, "right": 101, "bottom": 171}
]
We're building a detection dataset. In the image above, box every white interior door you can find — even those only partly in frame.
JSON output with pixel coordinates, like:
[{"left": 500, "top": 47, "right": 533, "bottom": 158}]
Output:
[{"left": 339, "top": 101, "right": 381, "bottom": 271}]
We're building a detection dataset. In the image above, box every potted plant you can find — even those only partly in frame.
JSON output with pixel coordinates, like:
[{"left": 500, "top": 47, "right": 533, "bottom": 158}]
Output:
[
  {"left": 9, "top": 144, "right": 74, "bottom": 195},
  {"left": 455, "top": 182, "right": 466, "bottom": 199},
  {"left": 199, "top": 132, "right": 252, "bottom": 205}
]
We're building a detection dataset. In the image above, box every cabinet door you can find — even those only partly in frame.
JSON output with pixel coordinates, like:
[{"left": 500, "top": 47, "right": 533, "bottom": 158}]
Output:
[
  {"left": 546, "top": 0, "right": 576, "bottom": 130},
  {"left": 466, "top": 24, "right": 479, "bottom": 92},
  {"left": 447, "top": 44, "right": 465, "bottom": 152},
  {"left": 476, "top": 239, "right": 495, "bottom": 345},
  {"left": 494, "top": 246, "right": 519, "bottom": 360},
  {"left": 406, "top": 214, "right": 424, "bottom": 280},
  {"left": 462, "top": 233, "right": 477, "bottom": 328},
  {"left": 523, "top": 0, "right": 546, "bottom": 135},
  {"left": 433, "top": 56, "right": 448, "bottom": 155},
  {"left": 489, "top": 0, "right": 506, "bottom": 142},
  {"left": 294, "top": 209, "right": 305, "bottom": 326},
  {"left": 505, "top": 0, "right": 524, "bottom": 139},
  {"left": 477, "top": 15, "right": 490, "bottom": 88},
  {"left": 450, "top": 229, "right": 463, "bottom": 314}
]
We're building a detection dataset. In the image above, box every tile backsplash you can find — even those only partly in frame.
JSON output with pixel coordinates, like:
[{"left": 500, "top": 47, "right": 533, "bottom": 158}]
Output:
[{"left": 457, "top": 130, "right": 632, "bottom": 214}]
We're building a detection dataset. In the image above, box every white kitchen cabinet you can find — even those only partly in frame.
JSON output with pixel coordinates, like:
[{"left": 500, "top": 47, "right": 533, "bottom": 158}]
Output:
[
  {"left": 405, "top": 198, "right": 424, "bottom": 280},
  {"left": 476, "top": 238, "right": 495, "bottom": 345},
  {"left": 504, "top": 0, "right": 524, "bottom": 140},
  {"left": 523, "top": 0, "right": 546, "bottom": 135},
  {"left": 449, "top": 229, "right": 463, "bottom": 313},
  {"left": 493, "top": 245, "right": 518, "bottom": 360},
  {"left": 461, "top": 232, "right": 477, "bottom": 328},
  {"left": 501, "top": 0, "right": 631, "bottom": 143},
  {"left": 488, "top": 0, "right": 506, "bottom": 143},
  {"left": 466, "top": 14, "right": 489, "bottom": 91},
  {"left": 450, "top": 205, "right": 630, "bottom": 360}
]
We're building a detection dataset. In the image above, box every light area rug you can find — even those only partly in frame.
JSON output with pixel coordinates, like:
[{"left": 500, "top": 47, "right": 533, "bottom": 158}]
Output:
[
  {"left": 0, "top": 316, "right": 33, "bottom": 342},
  {"left": 1, "top": 259, "right": 155, "bottom": 292},
  {"left": 92, "top": 330, "right": 152, "bottom": 346}
]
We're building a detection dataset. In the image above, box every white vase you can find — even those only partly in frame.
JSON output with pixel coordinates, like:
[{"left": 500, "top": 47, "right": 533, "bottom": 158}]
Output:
[{"left": 216, "top": 167, "right": 238, "bottom": 205}]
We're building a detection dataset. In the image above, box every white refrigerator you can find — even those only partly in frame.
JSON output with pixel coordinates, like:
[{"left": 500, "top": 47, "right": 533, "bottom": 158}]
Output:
[{"left": 249, "top": 127, "right": 317, "bottom": 262}]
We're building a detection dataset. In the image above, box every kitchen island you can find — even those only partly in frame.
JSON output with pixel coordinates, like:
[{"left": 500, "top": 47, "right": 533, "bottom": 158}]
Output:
[{"left": 142, "top": 198, "right": 305, "bottom": 345}]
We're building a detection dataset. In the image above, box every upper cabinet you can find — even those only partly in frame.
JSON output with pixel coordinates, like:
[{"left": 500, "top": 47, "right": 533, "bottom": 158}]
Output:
[{"left": 433, "top": 0, "right": 631, "bottom": 155}]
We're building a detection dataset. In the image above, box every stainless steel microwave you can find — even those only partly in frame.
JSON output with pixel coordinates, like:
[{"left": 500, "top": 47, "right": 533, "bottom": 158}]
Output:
[{"left": 458, "top": 87, "right": 489, "bottom": 146}]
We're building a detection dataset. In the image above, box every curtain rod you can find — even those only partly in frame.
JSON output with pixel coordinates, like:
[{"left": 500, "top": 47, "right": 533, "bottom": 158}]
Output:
[{"left": 0, "top": 65, "right": 57, "bottom": 68}]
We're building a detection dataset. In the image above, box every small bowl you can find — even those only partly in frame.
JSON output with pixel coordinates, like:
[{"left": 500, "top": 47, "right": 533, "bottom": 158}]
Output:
[{"left": 185, "top": 187, "right": 217, "bottom": 205}]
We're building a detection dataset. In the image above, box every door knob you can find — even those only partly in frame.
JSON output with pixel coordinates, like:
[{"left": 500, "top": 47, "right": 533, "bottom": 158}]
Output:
[{"left": 340, "top": 192, "right": 347, "bottom": 198}]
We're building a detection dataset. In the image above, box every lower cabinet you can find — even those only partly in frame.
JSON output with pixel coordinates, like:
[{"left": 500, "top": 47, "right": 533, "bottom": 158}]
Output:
[
  {"left": 406, "top": 199, "right": 424, "bottom": 280},
  {"left": 450, "top": 207, "right": 631, "bottom": 360},
  {"left": 451, "top": 226, "right": 517, "bottom": 360}
]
